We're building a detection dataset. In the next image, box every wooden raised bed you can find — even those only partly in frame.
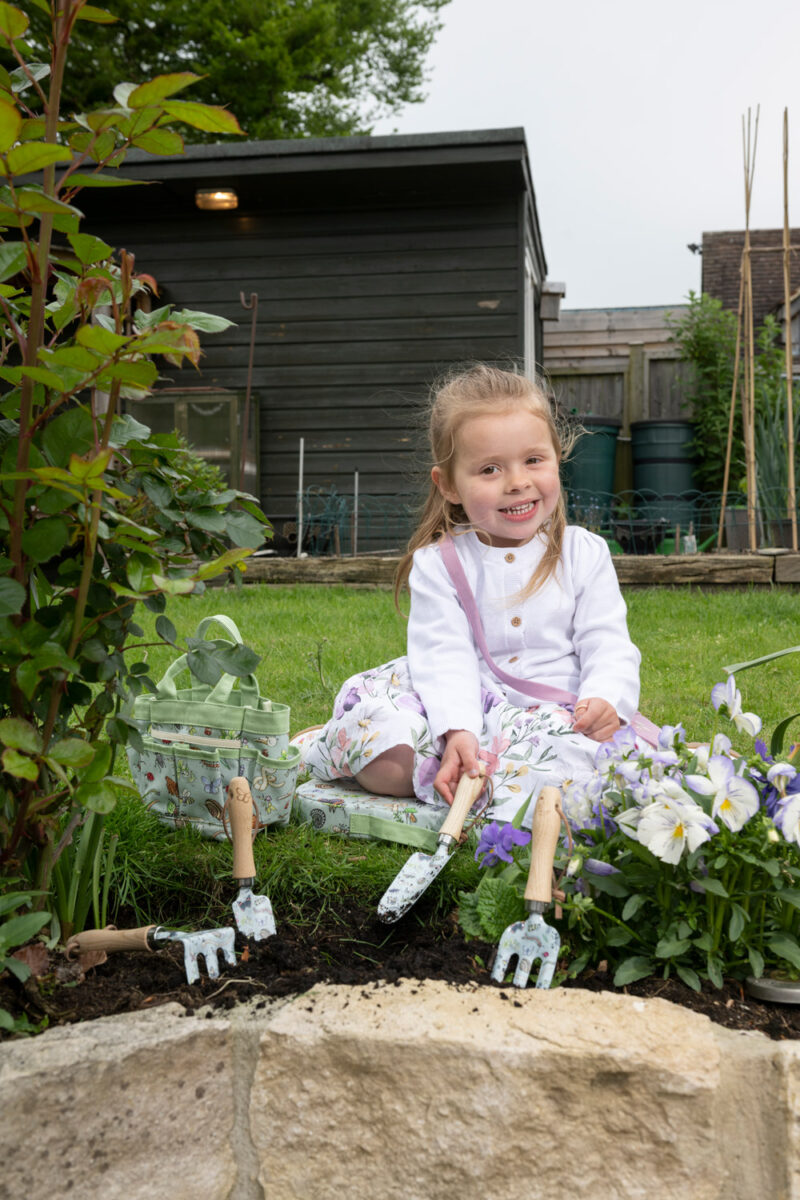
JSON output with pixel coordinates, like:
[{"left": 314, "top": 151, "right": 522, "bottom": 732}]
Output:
[{"left": 237, "top": 551, "right": 800, "bottom": 588}]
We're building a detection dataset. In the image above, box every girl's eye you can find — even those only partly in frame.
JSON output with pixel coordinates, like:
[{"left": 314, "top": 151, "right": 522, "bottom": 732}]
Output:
[
  {"left": 481, "top": 465, "right": 499, "bottom": 475},
  {"left": 527, "top": 456, "right": 542, "bottom": 465}
]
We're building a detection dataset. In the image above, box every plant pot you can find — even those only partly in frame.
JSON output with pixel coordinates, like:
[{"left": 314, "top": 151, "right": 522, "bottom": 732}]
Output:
[
  {"left": 724, "top": 508, "right": 762, "bottom": 552},
  {"left": 746, "top": 975, "right": 800, "bottom": 1004}
]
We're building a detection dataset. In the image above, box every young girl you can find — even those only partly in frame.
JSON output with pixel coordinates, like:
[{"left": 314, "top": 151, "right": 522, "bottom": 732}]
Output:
[{"left": 304, "top": 365, "right": 642, "bottom": 823}]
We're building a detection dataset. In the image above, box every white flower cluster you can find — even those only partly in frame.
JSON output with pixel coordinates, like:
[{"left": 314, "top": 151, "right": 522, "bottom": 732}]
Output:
[{"left": 560, "top": 676, "right": 793, "bottom": 865}]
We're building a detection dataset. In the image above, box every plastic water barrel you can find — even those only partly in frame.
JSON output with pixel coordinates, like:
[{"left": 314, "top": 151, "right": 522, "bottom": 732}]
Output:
[
  {"left": 631, "top": 419, "right": 696, "bottom": 523},
  {"left": 631, "top": 420, "right": 695, "bottom": 494},
  {"left": 562, "top": 416, "right": 620, "bottom": 498}
]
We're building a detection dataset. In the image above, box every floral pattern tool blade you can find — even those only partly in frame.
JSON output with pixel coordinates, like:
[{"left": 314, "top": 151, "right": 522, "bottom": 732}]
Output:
[
  {"left": 65, "top": 924, "right": 237, "bottom": 987},
  {"left": 228, "top": 777, "right": 276, "bottom": 940},
  {"left": 377, "top": 772, "right": 486, "bottom": 923},
  {"left": 490, "top": 787, "right": 562, "bottom": 989}
]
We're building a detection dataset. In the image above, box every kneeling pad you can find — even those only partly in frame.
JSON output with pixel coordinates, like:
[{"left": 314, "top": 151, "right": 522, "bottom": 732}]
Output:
[{"left": 290, "top": 728, "right": 444, "bottom": 850}]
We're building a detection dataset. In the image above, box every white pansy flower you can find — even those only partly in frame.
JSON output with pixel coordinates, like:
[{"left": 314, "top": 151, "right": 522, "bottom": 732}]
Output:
[
  {"left": 776, "top": 794, "right": 800, "bottom": 847},
  {"left": 635, "top": 797, "right": 716, "bottom": 864},
  {"left": 684, "top": 755, "right": 759, "bottom": 832},
  {"left": 767, "top": 762, "right": 798, "bottom": 793},
  {"left": 710, "top": 675, "right": 762, "bottom": 736}
]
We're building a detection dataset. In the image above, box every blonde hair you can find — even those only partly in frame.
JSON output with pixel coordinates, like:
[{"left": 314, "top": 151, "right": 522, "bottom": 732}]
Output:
[{"left": 395, "top": 364, "right": 573, "bottom": 607}]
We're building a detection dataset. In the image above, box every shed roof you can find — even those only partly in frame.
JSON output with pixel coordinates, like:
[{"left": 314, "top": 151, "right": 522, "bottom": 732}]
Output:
[{"left": 98, "top": 126, "right": 547, "bottom": 279}]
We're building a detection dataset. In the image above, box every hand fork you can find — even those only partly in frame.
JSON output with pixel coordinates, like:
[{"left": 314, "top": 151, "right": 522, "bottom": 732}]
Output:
[
  {"left": 491, "top": 785, "right": 562, "bottom": 989},
  {"left": 66, "top": 924, "right": 237, "bottom": 986}
]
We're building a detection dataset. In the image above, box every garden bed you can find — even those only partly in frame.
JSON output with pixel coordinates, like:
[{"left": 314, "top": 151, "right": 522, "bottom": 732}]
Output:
[
  {"left": 239, "top": 550, "right": 800, "bottom": 587},
  {"left": 4, "top": 896, "right": 800, "bottom": 1042}
]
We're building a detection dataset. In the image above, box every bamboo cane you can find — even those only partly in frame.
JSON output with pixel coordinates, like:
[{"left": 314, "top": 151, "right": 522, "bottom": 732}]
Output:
[
  {"left": 742, "top": 107, "right": 760, "bottom": 552},
  {"left": 783, "top": 108, "right": 797, "bottom": 551},
  {"left": 716, "top": 266, "right": 745, "bottom": 550}
]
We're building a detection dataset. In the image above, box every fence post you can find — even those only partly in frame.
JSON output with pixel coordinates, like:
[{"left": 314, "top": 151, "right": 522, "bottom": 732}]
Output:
[{"left": 617, "top": 344, "right": 647, "bottom": 492}]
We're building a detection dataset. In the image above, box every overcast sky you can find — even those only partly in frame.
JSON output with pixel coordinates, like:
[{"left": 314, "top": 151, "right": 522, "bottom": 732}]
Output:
[{"left": 371, "top": 0, "right": 800, "bottom": 310}]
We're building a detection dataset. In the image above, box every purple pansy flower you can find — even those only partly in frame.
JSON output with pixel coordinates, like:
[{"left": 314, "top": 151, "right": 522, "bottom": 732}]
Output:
[
  {"left": 584, "top": 858, "right": 620, "bottom": 876},
  {"left": 474, "top": 821, "right": 531, "bottom": 868}
]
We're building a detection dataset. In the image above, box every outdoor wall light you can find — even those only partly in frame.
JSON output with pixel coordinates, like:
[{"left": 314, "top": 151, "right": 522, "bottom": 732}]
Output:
[{"left": 195, "top": 188, "right": 238, "bottom": 211}]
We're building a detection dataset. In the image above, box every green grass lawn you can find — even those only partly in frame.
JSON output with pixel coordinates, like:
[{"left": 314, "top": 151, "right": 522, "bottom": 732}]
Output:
[{"left": 106, "top": 582, "right": 800, "bottom": 929}]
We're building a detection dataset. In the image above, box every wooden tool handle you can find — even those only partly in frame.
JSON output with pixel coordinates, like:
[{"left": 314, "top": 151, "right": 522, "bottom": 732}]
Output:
[
  {"left": 66, "top": 925, "right": 155, "bottom": 956},
  {"left": 228, "top": 776, "right": 256, "bottom": 879},
  {"left": 439, "top": 771, "right": 485, "bottom": 840},
  {"left": 524, "top": 787, "right": 562, "bottom": 906}
]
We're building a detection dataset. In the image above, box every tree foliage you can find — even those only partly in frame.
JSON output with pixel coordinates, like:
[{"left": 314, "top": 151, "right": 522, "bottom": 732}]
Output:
[{"left": 15, "top": 0, "right": 450, "bottom": 141}]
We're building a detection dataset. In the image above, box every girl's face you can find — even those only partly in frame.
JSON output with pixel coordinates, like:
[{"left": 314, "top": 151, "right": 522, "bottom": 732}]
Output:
[{"left": 432, "top": 407, "right": 560, "bottom": 547}]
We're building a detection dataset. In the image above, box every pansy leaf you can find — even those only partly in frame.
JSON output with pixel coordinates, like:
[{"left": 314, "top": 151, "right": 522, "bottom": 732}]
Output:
[
  {"left": 585, "top": 870, "right": 630, "bottom": 898},
  {"left": 768, "top": 933, "right": 800, "bottom": 973},
  {"left": 655, "top": 936, "right": 692, "bottom": 959},
  {"left": 698, "top": 876, "right": 728, "bottom": 898},
  {"left": 771, "top": 713, "right": 800, "bottom": 759},
  {"left": 675, "top": 964, "right": 701, "bottom": 992},
  {"left": 621, "top": 893, "right": 647, "bottom": 921},
  {"left": 475, "top": 877, "right": 526, "bottom": 941},
  {"left": 612, "top": 956, "right": 653, "bottom": 986},
  {"left": 748, "top": 947, "right": 765, "bottom": 979},
  {"left": 706, "top": 955, "right": 724, "bottom": 989}
]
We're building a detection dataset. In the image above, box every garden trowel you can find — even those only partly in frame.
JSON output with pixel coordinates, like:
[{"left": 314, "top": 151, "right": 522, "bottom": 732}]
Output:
[
  {"left": 378, "top": 770, "right": 485, "bottom": 923},
  {"left": 66, "top": 924, "right": 237, "bottom": 986},
  {"left": 227, "top": 776, "right": 276, "bottom": 940},
  {"left": 490, "top": 785, "right": 562, "bottom": 989}
]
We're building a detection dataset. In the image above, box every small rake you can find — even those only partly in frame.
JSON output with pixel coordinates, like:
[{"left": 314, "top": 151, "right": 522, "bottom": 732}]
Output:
[{"left": 491, "top": 786, "right": 562, "bottom": 989}]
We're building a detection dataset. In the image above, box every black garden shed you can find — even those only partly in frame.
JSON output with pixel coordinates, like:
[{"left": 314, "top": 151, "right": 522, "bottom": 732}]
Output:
[{"left": 81, "top": 127, "right": 551, "bottom": 551}]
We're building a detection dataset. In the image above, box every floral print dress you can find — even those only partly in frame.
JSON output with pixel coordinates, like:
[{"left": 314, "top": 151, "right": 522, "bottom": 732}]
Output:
[{"left": 303, "top": 655, "right": 607, "bottom": 824}]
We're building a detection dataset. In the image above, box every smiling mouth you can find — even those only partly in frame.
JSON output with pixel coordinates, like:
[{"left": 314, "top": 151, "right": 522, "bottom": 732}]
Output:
[{"left": 500, "top": 500, "right": 538, "bottom": 517}]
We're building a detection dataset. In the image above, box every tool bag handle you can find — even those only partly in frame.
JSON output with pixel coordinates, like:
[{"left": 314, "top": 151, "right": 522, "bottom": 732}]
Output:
[{"left": 153, "top": 613, "right": 261, "bottom": 705}]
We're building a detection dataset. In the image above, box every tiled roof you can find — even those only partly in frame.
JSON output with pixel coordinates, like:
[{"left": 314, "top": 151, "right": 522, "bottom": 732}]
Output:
[{"left": 702, "top": 229, "right": 800, "bottom": 330}]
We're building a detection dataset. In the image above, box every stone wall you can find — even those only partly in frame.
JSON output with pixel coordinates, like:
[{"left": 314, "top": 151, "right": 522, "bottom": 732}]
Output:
[{"left": 1, "top": 981, "right": 798, "bottom": 1200}]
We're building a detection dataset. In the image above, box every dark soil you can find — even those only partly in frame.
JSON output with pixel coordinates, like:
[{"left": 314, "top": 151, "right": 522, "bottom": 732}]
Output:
[{"left": 4, "top": 899, "right": 800, "bottom": 1041}]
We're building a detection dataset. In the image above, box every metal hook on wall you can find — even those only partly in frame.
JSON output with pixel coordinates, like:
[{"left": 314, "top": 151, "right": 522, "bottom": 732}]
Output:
[{"left": 239, "top": 290, "right": 258, "bottom": 490}]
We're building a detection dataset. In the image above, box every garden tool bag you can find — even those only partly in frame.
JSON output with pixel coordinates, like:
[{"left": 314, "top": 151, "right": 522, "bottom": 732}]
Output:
[{"left": 127, "top": 615, "right": 300, "bottom": 840}]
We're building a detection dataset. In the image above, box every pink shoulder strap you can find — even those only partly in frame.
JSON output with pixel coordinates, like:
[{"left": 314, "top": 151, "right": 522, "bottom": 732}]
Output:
[{"left": 438, "top": 535, "right": 659, "bottom": 747}]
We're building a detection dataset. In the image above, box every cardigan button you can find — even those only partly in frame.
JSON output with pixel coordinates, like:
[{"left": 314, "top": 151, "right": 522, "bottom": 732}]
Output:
[
  {"left": 504, "top": 552, "right": 515, "bottom": 563},
  {"left": 509, "top": 655, "right": 519, "bottom": 663},
  {"left": 511, "top": 616, "right": 522, "bottom": 627}
]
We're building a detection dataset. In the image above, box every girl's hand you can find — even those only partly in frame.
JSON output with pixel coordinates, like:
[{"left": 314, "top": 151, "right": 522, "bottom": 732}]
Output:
[
  {"left": 434, "top": 729, "right": 480, "bottom": 805},
  {"left": 572, "top": 697, "right": 620, "bottom": 743}
]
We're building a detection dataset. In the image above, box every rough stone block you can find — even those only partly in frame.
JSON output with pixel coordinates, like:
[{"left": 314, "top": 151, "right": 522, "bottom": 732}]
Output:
[
  {"left": 0, "top": 1004, "right": 234, "bottom": 1200},
  {"left": 250, "top": 980, "right": 785, "bottom": 1200}
]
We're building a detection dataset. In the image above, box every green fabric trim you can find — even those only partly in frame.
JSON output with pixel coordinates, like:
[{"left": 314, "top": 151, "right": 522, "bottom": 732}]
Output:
[
  {"left": 348, "top": 814, "right": 438, "bottom": 851},
  {"left": 138, "top": 739, "right": 301, "bottom": 770},
  {"left": 131, "top": 697, "right": 289, "bottom": 734}
]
